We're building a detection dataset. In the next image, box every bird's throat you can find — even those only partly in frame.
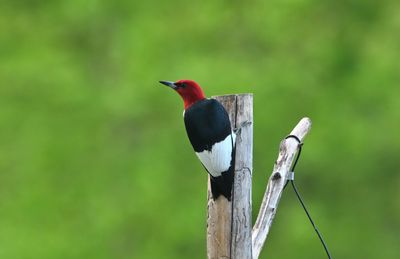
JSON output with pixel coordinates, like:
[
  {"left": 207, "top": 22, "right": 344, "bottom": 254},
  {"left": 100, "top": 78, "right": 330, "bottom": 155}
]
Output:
[{"left": 183, "top": 97, "right": 206, "bottom": 109}]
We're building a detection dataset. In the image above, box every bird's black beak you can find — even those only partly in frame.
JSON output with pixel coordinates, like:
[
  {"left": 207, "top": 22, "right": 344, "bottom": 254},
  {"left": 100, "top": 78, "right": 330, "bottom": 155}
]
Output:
[{"left": 159, "top": 81, "right": 177, "bottom": 89}]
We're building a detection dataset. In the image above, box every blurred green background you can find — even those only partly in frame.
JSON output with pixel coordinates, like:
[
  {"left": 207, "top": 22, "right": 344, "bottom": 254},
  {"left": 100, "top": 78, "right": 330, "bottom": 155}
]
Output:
[{"left": 1, "top": 0, "right": 399, "bottom": 258}]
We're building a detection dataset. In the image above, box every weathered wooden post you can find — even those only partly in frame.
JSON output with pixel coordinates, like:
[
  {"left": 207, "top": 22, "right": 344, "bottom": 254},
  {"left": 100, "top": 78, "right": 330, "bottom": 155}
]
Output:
[
  {"left": 206, "top": 93, "right": 311, "bottom": 259},
  {"left": 207, "top": 94, "right": 253, "bottom": 259}
]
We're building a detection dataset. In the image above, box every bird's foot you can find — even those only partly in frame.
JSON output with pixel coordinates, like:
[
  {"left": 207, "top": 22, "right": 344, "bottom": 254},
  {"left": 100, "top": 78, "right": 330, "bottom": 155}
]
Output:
[{"left": 234, "top": 120, "right": 252, "bottom": 135}]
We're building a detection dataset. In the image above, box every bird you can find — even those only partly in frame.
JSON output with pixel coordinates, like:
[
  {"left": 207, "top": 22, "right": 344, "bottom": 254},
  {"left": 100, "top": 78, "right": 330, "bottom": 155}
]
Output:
[{"left": 159, "top": 79, "right": 235, "bottom": 201}]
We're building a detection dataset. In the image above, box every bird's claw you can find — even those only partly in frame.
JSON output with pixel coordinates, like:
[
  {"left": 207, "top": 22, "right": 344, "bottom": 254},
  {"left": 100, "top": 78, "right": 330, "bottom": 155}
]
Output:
[{"left": 234, "top": 120, "right": 252, "bottom": 135}]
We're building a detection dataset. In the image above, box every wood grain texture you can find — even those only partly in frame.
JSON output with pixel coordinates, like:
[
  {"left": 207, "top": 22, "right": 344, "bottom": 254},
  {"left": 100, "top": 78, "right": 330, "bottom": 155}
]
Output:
[
  {"left": 252, "top": 117, "right": 312, "bottom": 259},
  {"left": 207, "top": 94, "right": 253, "bottom": 259},
  {"left": 231, "top": 94, "right": 253, "bottom": 259}
]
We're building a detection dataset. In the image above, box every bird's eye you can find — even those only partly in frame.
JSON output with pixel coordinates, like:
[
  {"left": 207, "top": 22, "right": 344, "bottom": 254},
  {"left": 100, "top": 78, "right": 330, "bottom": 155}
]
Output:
[{"left": 180, "top": 83, "right": 187, "bottom": 88}]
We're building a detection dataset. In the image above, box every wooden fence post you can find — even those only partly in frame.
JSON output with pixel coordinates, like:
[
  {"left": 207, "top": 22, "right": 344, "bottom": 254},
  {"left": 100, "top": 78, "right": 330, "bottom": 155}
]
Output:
[{"left": 207, "top": 94, "right": 253, "bottom": 259}]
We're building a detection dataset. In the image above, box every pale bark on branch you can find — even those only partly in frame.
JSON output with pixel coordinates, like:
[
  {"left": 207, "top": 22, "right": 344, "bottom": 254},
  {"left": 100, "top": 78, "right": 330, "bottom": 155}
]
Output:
[{"left": 252, "top": 117, "right": 312, "bottom": 259}]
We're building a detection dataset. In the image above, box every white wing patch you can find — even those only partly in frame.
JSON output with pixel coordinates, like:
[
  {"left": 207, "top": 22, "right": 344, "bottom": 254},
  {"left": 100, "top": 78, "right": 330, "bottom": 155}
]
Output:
[{"left": 195, "top": 132, "right": 236, "bottom": 177}]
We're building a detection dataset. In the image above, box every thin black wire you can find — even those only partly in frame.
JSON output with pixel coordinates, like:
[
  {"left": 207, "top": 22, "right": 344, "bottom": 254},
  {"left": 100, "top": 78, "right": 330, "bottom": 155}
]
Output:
[{"left": 284, "top": 135, "right": 332, "bottom": 259}]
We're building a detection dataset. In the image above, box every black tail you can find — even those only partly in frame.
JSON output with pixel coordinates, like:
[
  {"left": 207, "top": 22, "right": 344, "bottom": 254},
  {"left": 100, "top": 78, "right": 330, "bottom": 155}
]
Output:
[
  {"left": 210, "top": 143, "right": 236, "bottom": 201},
  {"left": 210, "top": 170, "right": 234, "bottom": 201}
]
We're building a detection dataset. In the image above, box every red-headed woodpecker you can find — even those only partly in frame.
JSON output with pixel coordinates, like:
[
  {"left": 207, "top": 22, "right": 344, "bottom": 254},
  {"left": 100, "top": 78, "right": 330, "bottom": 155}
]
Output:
[{"left": 159, "top": 79, "right": 235, "bottom": 201}]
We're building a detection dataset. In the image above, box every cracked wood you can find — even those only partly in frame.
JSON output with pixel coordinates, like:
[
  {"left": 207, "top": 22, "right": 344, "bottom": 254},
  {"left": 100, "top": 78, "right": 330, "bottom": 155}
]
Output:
[{"left": 251, "top": 117, "right": 312, "bottom": 259}]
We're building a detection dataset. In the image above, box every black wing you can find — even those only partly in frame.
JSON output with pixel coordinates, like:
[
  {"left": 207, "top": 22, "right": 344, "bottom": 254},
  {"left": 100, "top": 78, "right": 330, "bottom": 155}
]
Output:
[{"left": 184, "top": 99, "right": 232, "bottom": 152}]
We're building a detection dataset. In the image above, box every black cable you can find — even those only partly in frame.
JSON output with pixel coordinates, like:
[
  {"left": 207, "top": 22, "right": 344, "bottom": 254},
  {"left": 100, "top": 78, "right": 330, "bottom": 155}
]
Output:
[
  {"left": 291, "top": 180, "right": 332, "bottom": 259},
  {"left": 286, "top": 135, "right": 303, "bottom": 172},
  {"left": 284, "top": 135, "right": 332, "bottom": 259}
]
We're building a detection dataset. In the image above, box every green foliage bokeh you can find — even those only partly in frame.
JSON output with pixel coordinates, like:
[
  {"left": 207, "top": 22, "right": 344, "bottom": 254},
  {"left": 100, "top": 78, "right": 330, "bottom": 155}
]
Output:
[{"left": 1, "top": 0, "right": 399, "bottom": 258}]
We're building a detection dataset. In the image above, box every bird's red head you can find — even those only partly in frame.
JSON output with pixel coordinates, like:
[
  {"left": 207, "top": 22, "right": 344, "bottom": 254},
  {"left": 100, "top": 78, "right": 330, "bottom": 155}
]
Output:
[{"left": 159, "top": 79, "right": 206, "bottom": 109}]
